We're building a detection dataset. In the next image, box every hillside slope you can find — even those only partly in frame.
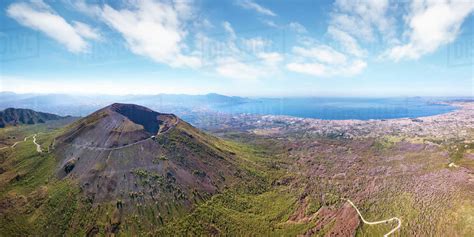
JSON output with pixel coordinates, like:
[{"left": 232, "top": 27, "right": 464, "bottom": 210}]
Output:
[
  {"left": 0, "top": 103, "right": 289, "bottom": 236},
  {"left": 53, "top": 103, "right": 248, "bottom": 205},
  {"left": 0, "top": 108, "right": 64, "bottom": 128}
]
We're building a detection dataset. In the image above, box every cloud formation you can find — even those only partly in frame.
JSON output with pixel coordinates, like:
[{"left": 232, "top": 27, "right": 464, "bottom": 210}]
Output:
[
  {"left": 72, "top": 21, "right": 102, "bottom": 41},
  {"left": 100, "top": 1, "right": 201, "bottom": 68},
  {"left": 203, "top": 22, "right": 283, "bottom": 80},
  {"left": 327, "top": 26, "right": 366, "bottom": 57},
  {"left": 7, "top": 1, "right": 100, "bottom": 53},
  {"left": 237, "top": 0, "right": 276, "bottom": 16},
  {"left": 288, "top": 22, "right": 308, "bottom": 34},
  {"left": 386, "top": 0, "right": 474, "bottom": 61},
  {"left": 283, "top": 0, "right": 381, "bottom": 77},
  {"left": 286, "top": 44, "right": 366, "bottom": 77},
  {"left": 7, "top": 0, "right": 473, "bottom": 81},
  {"left": 331, "top": 0, "right": 395, "bottom": 43}
]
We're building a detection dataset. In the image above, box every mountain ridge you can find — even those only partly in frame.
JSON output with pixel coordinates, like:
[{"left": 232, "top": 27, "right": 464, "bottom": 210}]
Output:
[
  {"left": 0, "top": 108, "right": 65, "bottom": 128},
  {"left": 0, "top": 92, "right": 251, "bottom": 116}
]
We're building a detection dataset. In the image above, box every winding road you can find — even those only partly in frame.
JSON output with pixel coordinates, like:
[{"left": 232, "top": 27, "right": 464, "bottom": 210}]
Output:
[
  {"left": 0, "top": 134, "right": 42, "bottom": 153},
  {"left": 343, "top": 198, "right": 401, "bottom": 237}
]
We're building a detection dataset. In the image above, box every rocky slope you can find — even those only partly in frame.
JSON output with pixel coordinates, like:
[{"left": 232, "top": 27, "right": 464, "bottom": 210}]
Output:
[
  {"left": 0, "top": 103, "right": 271, "bottom": 236},
  {"left": 53, "top": 103, "right": 247, "bottom": 206}
]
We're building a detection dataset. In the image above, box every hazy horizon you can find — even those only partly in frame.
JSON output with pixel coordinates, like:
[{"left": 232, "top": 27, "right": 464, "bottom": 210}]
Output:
[{"left": 1, "top": 90, "right": 473, "bottom": 99}]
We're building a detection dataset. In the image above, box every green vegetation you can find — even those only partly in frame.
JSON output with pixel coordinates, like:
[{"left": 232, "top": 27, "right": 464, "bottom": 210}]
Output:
[
  {"left": 356, "top": 193, "right": 418, "bottom": 236},
  {"left": 0, "top": 125, "right": 83, "bottom": 235},
  {"left": 372, "top": 135, "right": 403, "bottom": 151},
  {"left": 0, "top": 130, "right": 57, "bottom": 197},
  {"left": 0, "top": 122, "right": 312, "bottom": 236},
  {"left": 450, "top": 203, "right": 474, "bottom": 235},
  {"left": 149, "top": 134, "right": 315, "bottom": 236},
  {"left": 152, "top": 154, "right": 167, "bottom": 163},
  {"left": 156, "top": 187, "right": 312, "bottom": 236},
  {"left": 2, "top": 114, "right": 473, "bottom": 236},
  {"left": 447, "top": 142, "right": 474, "bottom": 163}
]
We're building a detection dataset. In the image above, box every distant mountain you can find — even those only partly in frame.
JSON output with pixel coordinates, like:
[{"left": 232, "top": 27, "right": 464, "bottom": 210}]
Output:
[
  {"left": 118, "top": 93, "right": 250, "bottom": 109},
  {"left": 0, "top": 92, "right": 252, "bottom": 116},
  {"left": 0, "top": 108, "right": 64, "bottom": 128}
]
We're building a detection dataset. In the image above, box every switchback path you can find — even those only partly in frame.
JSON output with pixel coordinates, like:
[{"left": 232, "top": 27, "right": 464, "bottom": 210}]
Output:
[
  {"left": 0, "top": 134, "right": 41, "bottom": 153},
  {"left": 32, "top": 134, "right": 42, "bottom": 152},
  {"left": 343, "top": 198, "right": 401, "bottom": 237}
]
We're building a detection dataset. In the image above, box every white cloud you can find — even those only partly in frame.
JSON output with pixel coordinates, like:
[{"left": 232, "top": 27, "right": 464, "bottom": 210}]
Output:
[
  {"left": 100, "top": 1, "right": 201, "bottom": 68},
  {"left": 72, "top": 21, "right": 102, "bottom": 41},
  {"left": 6, "top": 1, "right": 99, "bottom": 53},
  {"left": 293, "top": 46, "right": 347, "bottom": 65},
  {"left": 257, "top": 52, "right": 283, "bottom": 65},
  {"left": 331, "top": 0, "right": 395, "bottom": 43},
  {"left": 286, "top": 44, "right": 366, "bottom": 77},
  {"left": 71, "top": 0, "right": 101, "bottom": 17},
  {"left": 214, "top": 52, "right": 282, "bottom": 80},
  {"left": 69, "top": 0, "right": 284, "bottom": 77},
  {"left": 262, "top": 19, "right": 278, "bottom": 28},
  {"left": 197, "top": 21, "right": 284, "bottom": 80},
  {"left": 324, "top": 0, "right": 397, "bottom": 62},
  {"left": 288, "top": 22, "right": 307, "bottom": 34},
  {"left": 216, "top": 57, "right": 264, "bottom": 80},
  {"left": 287, "top": 19, "right": 368, "bottom": 77},
  {"left": 194, "top": 18, "right": 214, "bottom": 30},
  {"left": 237, "top": 0, "right": 276, "bottom": 16},
  {"left": 243, "top": 37, "right": 270, "bottom": 54},
  {"left": 328, "top": 0, "right": 474, "bottom": 62},
  {"left": 344, "top": 59, "right": 367, "bottom": 75},
  {"left": 328, "top": 26, "right": 366, "bottom": 57},
  {"left": 286, "top": 62, "right": 327, "bottom": 77},
  {"left": 222, "top": 21, "right": 237, "bottom": 39},
  {"left": 386, "top": 0, "right": 474, "bottom": 61},
  {"left": 286, "top": 60, "right": 366, "bottom": 77},
  {"left": 285, "top": 0, "right": 388, "bottom": 77}
]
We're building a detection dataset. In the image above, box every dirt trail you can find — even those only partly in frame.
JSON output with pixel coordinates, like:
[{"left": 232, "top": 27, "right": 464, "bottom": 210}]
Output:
[
  {"left": 64, "top": 118, "right": 179, "bottom": 151},
  {"left": 343, "top": 198, "right": 401, "bottom": 237},
  {"left": 32, "top": 134, "right": 42, "bottom": 152},
  {"left": 0, "top": 134, "right": 41, "bottom": 153},
  {"left": 69, "top": 136, "right": 153, "bottom": 151},
  {"left": 1, "top": 119, "right": 179, "bottom": 152}
]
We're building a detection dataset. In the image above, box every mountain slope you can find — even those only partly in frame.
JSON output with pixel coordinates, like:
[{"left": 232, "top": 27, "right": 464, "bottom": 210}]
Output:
[
  {"left": 0, "top": 103, "right": 295, "bottom": 236},
  {"left": 0, "top": 108, "right": 64, "bottom": 128},
  {"left": 53, "top": 103, "right": 250, "bottom": 206}
]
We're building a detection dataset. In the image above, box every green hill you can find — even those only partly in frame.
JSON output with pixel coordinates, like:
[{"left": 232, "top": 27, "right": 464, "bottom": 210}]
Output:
[{"left": 0, "top": 108, "right": 65, "bottom": 128}]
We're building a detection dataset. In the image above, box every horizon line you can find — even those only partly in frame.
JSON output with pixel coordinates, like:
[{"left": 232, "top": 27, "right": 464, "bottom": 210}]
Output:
[{"left": 1, "top": 91, "right": 473, "bottom": 99}]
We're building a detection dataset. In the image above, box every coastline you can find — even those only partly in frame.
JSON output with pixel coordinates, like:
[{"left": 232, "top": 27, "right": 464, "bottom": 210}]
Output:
[
  {"left": 212, "top": 98, "right": 459, "bottom": 121},
  {"left": 244, "top": 101, "right": 474, "bottom": 140}
]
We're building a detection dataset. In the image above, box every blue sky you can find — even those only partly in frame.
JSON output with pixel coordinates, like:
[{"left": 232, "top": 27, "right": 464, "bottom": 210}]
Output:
[{"left": 0, "top": 0, "right": 473, "bottom": 97}]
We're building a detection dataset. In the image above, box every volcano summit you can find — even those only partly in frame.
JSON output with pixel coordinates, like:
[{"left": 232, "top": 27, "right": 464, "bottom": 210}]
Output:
[
  {"left": 55, "top": 103, "right": 178, "bottom": 149},
  {"left": 53, "top": 103, "right": 247, "bottom": 206}
]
